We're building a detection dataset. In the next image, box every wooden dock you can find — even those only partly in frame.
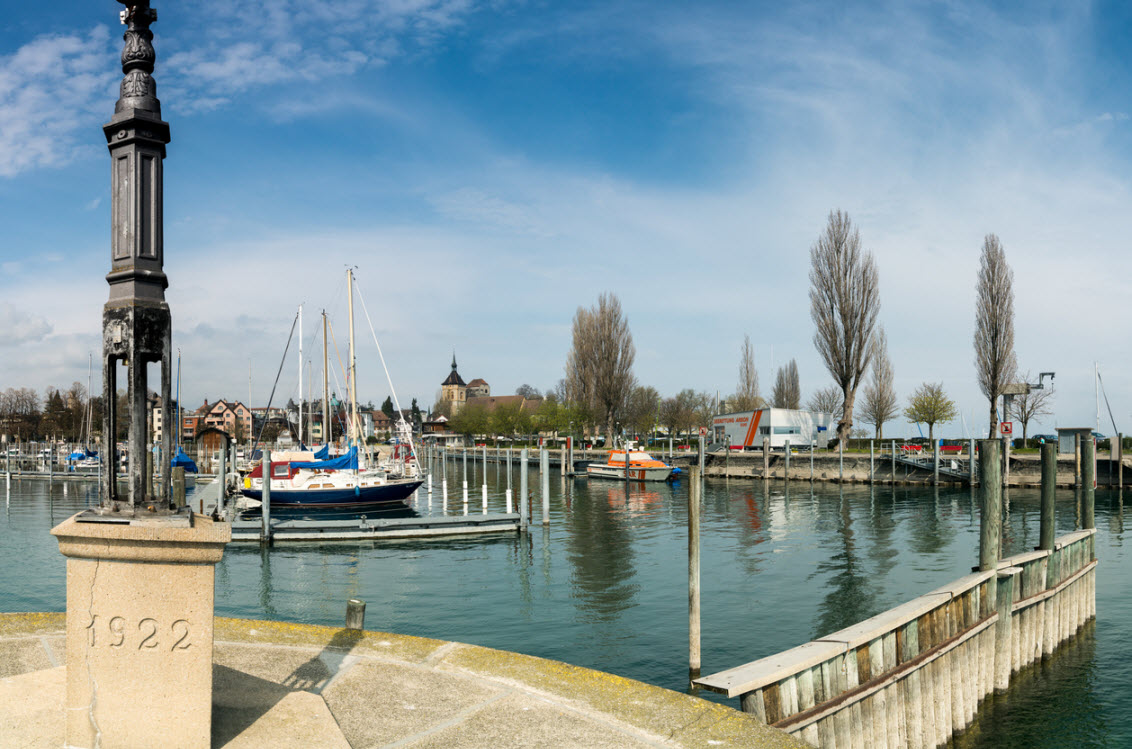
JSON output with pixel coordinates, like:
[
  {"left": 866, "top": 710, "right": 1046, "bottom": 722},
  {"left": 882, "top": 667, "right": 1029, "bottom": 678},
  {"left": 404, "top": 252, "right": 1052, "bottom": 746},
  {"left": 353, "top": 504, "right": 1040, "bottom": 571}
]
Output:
[{"left": 228, "top": 513, "right": 521, "bottom": 543}]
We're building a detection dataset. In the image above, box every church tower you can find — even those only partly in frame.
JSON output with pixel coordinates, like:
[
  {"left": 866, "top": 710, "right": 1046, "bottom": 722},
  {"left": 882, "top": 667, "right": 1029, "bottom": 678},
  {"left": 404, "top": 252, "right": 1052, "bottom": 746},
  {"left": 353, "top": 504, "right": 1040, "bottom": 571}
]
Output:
[{"left": 441, "top": 353, "right": 467, "bottom": 415}]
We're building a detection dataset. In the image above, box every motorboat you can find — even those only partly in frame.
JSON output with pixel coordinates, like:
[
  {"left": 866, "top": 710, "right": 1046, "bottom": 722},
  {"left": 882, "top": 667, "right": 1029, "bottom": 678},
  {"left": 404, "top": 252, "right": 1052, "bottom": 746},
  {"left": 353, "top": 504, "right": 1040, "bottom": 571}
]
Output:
[{"left": 586, "top": 443, "right": 675, "bottom": 482}]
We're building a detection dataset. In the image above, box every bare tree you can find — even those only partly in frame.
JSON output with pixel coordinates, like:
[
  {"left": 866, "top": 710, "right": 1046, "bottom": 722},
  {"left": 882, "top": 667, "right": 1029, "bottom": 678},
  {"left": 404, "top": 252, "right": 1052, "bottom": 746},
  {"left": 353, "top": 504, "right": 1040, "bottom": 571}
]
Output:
[
  {"left": 807, "top": 385, "right": 843, "bottom": 417},
  {"left": 515, "top": 384, "right": 541, "bottom": 399},
  {"left": 772, "top": 359, "right": 801, "bottom": 409},
  {"left": 904, "top": 382, "right": 958, "bottom": 442},
  {"left": 730, "top": 334, "right": 763, "bottom": 411},
  {"left": 624, "top": 385, "right": 660, "bottom": 437},
  {"left": 1011, "top": 371, "right": 1054, "bottom": 443},
  {"left": 975, "top": 234, "right": 1017, "bottom": 438},
  {"left": 565, "top": 292, "right": 637, "bottom": 443},
  {"left": 859, "top": 326, "right": 898, "bottom": 438},
  {"left": 809, "top": 210, "right": 881, "bottom": 446}
]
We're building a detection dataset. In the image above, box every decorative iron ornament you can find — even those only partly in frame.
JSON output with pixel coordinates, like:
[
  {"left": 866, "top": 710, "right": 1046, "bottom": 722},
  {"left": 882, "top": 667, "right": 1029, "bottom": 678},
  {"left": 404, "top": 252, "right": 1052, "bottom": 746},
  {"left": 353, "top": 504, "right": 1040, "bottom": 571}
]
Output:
[{"left": 116, "top": 2, "right": 159, "bottom": 114}]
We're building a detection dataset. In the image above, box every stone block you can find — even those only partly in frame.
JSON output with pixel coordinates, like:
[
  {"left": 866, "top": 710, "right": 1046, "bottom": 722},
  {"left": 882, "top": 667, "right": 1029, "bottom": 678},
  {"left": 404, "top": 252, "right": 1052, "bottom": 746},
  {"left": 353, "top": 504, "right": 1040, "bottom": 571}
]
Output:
[{"left": 52, "top": 512, "right": 230, "bottom": 749}]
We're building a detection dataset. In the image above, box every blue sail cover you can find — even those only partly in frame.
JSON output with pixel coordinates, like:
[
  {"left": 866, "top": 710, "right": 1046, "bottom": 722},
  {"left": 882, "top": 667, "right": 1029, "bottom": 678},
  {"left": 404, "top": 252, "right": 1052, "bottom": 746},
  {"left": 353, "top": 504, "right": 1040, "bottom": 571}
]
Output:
[
  {"left": 313, "top": 444, "right": 330, "bottom": 459},
  {"left": 292, "top": 446, "right": 358, "bottom": 470},
  {"left": 171, "top": 447, "right": 199, "bottom": 473}
]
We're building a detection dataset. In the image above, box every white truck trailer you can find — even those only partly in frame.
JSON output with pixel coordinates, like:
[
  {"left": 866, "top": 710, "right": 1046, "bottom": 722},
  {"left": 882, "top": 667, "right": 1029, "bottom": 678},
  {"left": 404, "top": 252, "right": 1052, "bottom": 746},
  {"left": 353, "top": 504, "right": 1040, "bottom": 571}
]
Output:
[{"left": 712, "top": 408, "right": 834, "bottom": 450}]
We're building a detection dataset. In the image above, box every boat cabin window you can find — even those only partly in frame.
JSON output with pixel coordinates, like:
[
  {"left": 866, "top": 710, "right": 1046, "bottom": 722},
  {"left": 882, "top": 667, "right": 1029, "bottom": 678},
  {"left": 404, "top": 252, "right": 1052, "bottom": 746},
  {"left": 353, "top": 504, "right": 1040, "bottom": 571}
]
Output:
[{"left": 272, "top": 464, "right": 290, "bottom": 478}]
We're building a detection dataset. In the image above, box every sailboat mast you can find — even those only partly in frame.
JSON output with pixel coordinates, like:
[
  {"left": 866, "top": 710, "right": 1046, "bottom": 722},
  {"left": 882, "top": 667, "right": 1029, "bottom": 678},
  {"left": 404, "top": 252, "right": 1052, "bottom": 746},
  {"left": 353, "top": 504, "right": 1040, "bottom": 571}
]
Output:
[
  {"left": 85, "top": 352, "right": 92, "bottom": 447},
  {"left": 298, "top": 304, "right": 303, "bottom": 446},
  {"left": 323, "top": 311, "right": 331, "bottom": 447},
  {"left": 307, "top": 360, "right": 313, "bottom": 446},
  {"left": 176, "top": 349, "right": 181, "bottom": 447},
  {"left": 1095, "top": 361, "right": 1100, "bottom": 433},
  {"left": 347, "top": 268, "right": 359, "bottom": 446}
]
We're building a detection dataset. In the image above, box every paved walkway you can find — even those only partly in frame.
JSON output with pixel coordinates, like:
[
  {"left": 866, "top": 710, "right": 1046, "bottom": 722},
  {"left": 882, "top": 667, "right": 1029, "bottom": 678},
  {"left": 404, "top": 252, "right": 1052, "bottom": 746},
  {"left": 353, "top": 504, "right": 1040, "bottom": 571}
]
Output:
[{"left": 0, "top": 613, "right": 805, "bottom": 748}]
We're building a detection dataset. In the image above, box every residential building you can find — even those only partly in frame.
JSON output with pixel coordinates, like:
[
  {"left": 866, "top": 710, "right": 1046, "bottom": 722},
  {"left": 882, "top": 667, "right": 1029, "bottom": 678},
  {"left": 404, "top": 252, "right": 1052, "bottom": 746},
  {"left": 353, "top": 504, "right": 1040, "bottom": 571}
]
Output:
[{"left": 201, "top": 399, "right": 253, "bottom": 441}]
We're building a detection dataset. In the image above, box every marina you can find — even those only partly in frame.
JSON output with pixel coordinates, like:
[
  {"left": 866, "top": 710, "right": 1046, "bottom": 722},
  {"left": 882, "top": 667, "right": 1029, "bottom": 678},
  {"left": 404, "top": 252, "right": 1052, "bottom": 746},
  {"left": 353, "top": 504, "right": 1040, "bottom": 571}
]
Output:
[
  {"left": 1, "top": 1, "right": 1128, "bottom": 745},
  {"left": 3, "top": 462, "right": 1129, "bottom": 747}
]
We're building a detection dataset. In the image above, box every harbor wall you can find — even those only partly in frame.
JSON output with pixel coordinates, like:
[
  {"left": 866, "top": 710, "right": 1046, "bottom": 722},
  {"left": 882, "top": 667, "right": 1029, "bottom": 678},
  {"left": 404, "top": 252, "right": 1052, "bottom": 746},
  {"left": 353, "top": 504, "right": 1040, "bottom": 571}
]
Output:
[{"left": 694, "top": 530, "right": 1097, "bottom": 748}]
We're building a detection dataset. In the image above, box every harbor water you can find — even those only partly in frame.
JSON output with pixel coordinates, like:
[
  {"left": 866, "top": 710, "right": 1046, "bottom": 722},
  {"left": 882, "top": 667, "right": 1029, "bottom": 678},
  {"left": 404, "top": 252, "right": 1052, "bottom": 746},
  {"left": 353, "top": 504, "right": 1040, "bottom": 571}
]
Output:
[{"left": 1, "top": 462, "right": 1128, "bottom": 747}]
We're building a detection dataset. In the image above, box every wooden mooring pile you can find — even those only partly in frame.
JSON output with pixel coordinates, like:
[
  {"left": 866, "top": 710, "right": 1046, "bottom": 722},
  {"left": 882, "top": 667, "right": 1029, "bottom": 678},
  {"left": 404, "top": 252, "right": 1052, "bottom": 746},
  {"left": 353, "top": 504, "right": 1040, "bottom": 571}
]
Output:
[{"left": 694, "top": 439, "right": 1099, "bottom": 748}]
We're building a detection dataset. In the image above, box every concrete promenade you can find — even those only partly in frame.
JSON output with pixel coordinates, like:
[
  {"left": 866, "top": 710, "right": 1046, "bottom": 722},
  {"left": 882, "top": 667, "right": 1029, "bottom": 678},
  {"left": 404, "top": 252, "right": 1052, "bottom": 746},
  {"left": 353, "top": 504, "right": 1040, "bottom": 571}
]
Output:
[{"left": 0, "top": 613, "right": 805, "bottom": 748}]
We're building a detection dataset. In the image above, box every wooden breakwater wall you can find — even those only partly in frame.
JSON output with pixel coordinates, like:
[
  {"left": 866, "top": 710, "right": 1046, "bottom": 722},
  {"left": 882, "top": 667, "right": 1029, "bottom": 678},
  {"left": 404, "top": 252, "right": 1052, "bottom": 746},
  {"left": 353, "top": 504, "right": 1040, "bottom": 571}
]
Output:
[
  {"left": 697, "top": 449, "right": 1130, "bottom": 488},
  {"left": 694, "top": 441, "right": 1099, "bottom": 748}
]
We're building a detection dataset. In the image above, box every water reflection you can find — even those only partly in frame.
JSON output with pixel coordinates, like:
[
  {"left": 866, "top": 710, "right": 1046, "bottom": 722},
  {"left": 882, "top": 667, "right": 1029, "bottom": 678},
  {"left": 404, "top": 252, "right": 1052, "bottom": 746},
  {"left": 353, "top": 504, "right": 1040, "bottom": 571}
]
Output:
[
  {"left": 864, "top": 486, "right": 898, "bottom": 586},
  {"left": 564, "top": 479, "right": 639, "bottom": 623},
  {"left": 953, "top": 621, "right": 1106, "bottom": 749},
  {"left": 2, "top": 474, "right": 1128, "bottom": 749},
  {"left": 812, "top": 488, "right": 875, "bottom": 637},
  {"left": 906, "top": 485, "right": 958, "bottom": 556}
]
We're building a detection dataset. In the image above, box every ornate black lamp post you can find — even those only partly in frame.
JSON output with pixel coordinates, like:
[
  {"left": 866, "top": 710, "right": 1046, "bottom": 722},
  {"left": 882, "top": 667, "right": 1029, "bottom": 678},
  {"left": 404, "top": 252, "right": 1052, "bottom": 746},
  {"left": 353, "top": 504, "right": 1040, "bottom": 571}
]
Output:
[{"left": 100, "top": 0, "right": 173, "bottom": 513}]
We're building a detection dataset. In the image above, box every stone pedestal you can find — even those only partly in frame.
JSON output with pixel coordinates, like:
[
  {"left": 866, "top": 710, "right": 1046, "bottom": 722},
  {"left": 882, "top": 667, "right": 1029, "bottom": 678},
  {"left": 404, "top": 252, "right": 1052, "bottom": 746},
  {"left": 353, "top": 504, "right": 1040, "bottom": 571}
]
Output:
[{"left": 51, "top": 512, "right": 230, "bottom": 749}]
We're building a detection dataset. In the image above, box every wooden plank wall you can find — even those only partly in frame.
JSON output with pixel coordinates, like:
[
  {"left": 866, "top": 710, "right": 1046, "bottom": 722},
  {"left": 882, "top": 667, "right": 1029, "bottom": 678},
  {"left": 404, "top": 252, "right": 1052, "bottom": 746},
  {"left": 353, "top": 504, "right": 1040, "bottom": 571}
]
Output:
[{"left": 696, "top": 529, "right": 1097, "bottom": 748}]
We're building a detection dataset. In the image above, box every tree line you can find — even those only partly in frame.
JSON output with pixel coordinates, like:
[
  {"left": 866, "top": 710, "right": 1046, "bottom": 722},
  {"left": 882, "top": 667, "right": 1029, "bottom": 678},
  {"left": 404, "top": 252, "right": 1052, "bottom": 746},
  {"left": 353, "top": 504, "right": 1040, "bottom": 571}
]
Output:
[
  {"left": 0, "top": 384, "right": 96, "bottom": 442},
  {"left": 550, "top": 211, "right": 1051, "bottom": 448}
]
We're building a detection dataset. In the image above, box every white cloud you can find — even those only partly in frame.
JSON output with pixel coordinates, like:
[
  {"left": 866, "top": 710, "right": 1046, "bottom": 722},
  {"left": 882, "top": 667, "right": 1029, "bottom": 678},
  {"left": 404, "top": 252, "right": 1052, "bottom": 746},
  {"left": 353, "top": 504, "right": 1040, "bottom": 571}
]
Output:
[
  {"left": 162, "top": 0, "right": 485, "bottom": 110},
  {"left": 0, "top": 2, "right": 486, "bottom": 175},
  {"left": 0, "top": 304, "right": 54, "bottom": 346},
  {"left": 0, "top": 26, "right": 116, "bottom": 177}
]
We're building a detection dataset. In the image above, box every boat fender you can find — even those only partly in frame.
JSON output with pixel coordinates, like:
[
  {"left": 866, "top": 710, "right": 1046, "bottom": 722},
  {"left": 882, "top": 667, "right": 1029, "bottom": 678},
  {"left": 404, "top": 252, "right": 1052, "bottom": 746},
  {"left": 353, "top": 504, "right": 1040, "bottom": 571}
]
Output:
[{"left": 355, "top": 485, "right": 360, "bottom": 496}]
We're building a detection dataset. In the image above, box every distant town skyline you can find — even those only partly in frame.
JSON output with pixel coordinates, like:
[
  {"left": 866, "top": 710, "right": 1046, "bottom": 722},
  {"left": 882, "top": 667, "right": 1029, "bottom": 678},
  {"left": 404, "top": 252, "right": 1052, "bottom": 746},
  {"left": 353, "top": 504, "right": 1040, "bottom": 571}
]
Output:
[{"left": 2, "top": 1, "right": 1131, "bottom": 438}]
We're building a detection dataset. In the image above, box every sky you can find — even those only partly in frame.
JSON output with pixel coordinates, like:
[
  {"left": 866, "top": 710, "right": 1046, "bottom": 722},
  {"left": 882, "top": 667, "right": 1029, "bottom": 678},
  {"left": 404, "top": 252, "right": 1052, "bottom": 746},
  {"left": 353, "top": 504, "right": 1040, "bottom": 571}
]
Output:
[{"left": 1, "top": 0, "right": 1131, "bottom": 439}]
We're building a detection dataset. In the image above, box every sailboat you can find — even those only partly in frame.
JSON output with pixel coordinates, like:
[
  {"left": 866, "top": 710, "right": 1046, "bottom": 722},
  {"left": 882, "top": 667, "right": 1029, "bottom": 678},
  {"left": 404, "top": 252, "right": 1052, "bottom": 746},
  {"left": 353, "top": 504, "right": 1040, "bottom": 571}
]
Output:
[
  {"left": 169, "top": 350, "right": 198, "bottom": 488},
  {"left": 67, "top": 354, "right": 100, "bottom": 473},
  {"left": 240, "top": 269, "right": 423, "bottom": 509}
]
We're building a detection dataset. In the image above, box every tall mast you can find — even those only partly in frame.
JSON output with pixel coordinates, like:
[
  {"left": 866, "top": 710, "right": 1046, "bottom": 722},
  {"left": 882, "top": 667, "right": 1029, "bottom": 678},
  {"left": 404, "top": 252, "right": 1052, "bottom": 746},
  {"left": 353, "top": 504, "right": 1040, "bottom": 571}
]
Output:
[
  {"left": 175, "top": 349, "right": 181, "bottom": 446},
  {"left": 297, "top": 304, "right": 303, "bottom": 446},
  {"left": 347, "top": 268, "right": 358, "bottom": 446},
  {"left": 307, "top": 360, "right": 313, "bottom": 446},
  {"left": 85, "top": 353, "right": 92, "bottom": 447},
  {"left": 1095, "top": 362, "right": 1100, "bottom": 433},
  {"left": 323, "top": 310, "right": 331, "bottom": 446}
]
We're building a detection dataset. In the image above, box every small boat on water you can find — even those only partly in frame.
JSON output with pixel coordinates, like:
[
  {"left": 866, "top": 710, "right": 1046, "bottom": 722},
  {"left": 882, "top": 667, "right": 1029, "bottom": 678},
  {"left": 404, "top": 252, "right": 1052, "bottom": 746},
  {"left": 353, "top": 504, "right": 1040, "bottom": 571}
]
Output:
[
  {"left": 170, "top": 446, "right": 198, "bottom": 488},
  {"left": 586, "top": 443, "right": 675, "bottom": 482},
  {"left": 241, "top": 446, "right": 423, "bottom": 508},
  {"left": 240, "top": 269, "right": 425, "bottom": 509},
  {"left": 66, "top": 449, "right": 100, "bottom": 474}
]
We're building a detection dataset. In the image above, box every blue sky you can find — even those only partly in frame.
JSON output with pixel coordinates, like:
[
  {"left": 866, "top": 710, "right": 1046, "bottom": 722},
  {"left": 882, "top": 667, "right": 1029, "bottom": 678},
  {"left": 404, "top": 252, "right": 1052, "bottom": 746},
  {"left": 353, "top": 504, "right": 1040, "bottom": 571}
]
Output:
[{"left": 2, "top": 0, "right": 1131, "bottom": 437}]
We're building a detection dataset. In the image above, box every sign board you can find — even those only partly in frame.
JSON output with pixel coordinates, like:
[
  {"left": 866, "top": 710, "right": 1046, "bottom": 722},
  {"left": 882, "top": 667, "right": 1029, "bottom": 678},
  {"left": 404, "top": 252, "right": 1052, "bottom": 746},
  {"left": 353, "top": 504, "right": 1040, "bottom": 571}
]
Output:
[
  {"left": 698, "top": 426, "right": 708, "bottom": 437},
  {"left": 1000, "top": 422, "right": 1013, "bottom": 435}
]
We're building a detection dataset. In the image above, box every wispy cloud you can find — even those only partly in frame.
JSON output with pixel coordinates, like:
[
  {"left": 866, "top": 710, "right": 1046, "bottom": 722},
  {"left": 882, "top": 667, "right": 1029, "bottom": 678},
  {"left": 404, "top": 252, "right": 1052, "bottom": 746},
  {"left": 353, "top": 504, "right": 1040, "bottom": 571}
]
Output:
[
  {"left": 163, "top": 0, "right": 486, "bottom": 110},
  {"left": 0, "top": 304, "right": 54, "bottom": 346},
  {"left": 0, "top": 26, "right": 116, "bottom": 176},
  {"left": 0, "top": 1, "right": 488, "bottom": 176}
]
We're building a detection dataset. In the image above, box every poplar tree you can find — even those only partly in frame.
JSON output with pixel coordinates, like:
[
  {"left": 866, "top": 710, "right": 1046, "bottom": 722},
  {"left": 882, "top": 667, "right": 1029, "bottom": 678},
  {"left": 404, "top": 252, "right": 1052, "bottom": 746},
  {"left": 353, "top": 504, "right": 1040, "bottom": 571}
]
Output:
[
  {"left": 809, "top": 210, "right": 881, "bottom": 447},
  {"left": 974, "top": 234, "right": 1017, "bottom": 438}
]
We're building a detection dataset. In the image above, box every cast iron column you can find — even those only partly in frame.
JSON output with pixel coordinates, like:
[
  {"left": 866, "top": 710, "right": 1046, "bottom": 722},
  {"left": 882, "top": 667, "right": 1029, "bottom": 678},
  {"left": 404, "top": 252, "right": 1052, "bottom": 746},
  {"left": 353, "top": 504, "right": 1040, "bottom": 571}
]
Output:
[{"left": 101, "top": 0, "right": 173, "bottom": 513}]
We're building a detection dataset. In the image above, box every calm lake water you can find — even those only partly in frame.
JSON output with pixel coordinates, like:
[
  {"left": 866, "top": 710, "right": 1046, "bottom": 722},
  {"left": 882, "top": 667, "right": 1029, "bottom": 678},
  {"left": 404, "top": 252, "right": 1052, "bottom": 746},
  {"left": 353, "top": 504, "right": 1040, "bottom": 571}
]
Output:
[{"left": 2, "top": 462, "right": 1127, "bottom": 748}]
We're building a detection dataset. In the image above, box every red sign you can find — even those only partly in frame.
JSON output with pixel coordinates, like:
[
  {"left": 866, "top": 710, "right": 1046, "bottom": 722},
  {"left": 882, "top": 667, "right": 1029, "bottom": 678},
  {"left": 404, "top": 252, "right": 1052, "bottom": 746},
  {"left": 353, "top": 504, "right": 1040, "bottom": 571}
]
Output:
[
  {"left": 1000, "top": 422, "right": 1013, "bottom": 435},
  {"left": 698, "top": 426, "right": 708, "bottom": 437}
]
